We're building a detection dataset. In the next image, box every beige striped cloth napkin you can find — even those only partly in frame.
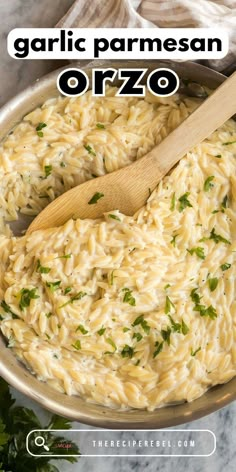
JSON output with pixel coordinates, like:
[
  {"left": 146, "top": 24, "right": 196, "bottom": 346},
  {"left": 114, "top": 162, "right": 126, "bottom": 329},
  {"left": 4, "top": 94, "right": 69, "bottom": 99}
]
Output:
[{"left": 57, "top": 0, "right": 236, "bottom": 73}]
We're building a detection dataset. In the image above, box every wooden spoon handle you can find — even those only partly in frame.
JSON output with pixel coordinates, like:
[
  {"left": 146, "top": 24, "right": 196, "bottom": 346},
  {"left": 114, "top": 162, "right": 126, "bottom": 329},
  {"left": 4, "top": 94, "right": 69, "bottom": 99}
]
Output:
[{"left": 28, "top": 72, "right": 236, "bottom": 234}]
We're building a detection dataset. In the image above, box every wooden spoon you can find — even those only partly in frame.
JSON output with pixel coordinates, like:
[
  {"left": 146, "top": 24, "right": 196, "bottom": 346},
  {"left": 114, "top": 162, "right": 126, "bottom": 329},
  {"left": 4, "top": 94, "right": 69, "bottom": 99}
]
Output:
[{"left": 28, "top": 71, "right": 236, "bottom": 234}]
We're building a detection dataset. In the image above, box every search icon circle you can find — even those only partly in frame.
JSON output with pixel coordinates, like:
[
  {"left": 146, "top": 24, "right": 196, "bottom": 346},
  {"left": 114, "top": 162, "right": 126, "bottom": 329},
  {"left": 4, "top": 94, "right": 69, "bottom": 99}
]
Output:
[{"left": 35, "top": 435, "right": 50, "bottom": 451}]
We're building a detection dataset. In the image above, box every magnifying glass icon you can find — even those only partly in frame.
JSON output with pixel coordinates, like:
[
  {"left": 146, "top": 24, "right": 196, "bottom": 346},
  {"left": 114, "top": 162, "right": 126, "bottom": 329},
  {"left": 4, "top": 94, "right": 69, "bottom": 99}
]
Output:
[{"left": 35, "top": 435, "right": 50, "bottom": 452}]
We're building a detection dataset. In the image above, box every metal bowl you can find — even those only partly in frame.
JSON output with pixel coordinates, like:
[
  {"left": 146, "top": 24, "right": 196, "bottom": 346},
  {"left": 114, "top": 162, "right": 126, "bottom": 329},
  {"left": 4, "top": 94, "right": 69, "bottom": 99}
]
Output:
[{"left": 0, "top": 60, "right": 235, "bottom": 428}]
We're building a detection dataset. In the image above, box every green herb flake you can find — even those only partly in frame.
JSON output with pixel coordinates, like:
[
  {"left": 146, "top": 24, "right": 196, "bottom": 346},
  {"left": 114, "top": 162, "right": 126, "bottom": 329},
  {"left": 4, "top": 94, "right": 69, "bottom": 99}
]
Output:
[
  {"left": 122, "top": 288, "right": 136, "bottom": 306},
  {"left": 19, "top": 288, "right": 39, "bottom": 311},
  {"left": 46, "top": 280, "right": 61, "bottom": 292},
  {"left": 88, "top": 192, "right": 104, "bottom": 204},
  {"left": 0, "top": 301, "right": 19, "bottom": 319},
  {"left": 72, "top": 340, "right": 81, "bottom": 350},
  {"left": 190, "top": 288, "right": 202, "bottom": 305},
  {"left": 178, "top": 192, "right": 192, "bottom": 212},
  {"left": 165, "top": 296, "right": 175, "bottom": 314},
  {"left": 222, "top": 141, "right": 236, "bottom": 145},
  {"left": 45, "top": 312, "right": 52, "bottom": 318},
  {"left": 44, "top": 165, "right": 52, "bottom": 178},
  {"left": 123, "top": 327, "right": 130, "bottom": 333},
  {"left": 60, "top": 161, "right": 66, "bottom": 167},
  {"left": 164, "top": 284, "right": 171, "bottom": 290},
  {"left": 203, "top": 176, "right": 215, "bottom": 192},
  {"left": 132, "top": 314, "right": 150, "bottom": 334},
  {"left": 170, "top": 192, "right": 176, "bottom": 211},
  {"left": 215, "top": 154, "right": 221, "bottom": 158},
  {"left": 187, "top": 247, "right": 205, "bottom": 260},
  {"left": 170, "top": 234, "right": 178, "bottom": 247},
  {"left": 208, "top": 277, "right": 219, "bottom": 292},
  {"left": 194, "top": 304, "right": 217, "bottom": 319},
  {"left": 57, "top": 254, "right": 72, "bottom": 259},
  {"left": 220, "top": 262, "right": 231, "bottom": 271},
  {"left": 132, "top": 332, "right": 143, "bottom": 342},
  {"left": 76, "top": 324, "right": 88, "bottom": 335},
  {"left": 191, "top": 346, "right": 201, "bottom": 356},
  {"left": 221, "top": 195, "right": 228, "bottom": 210},
  {"left": 168, "top": 315, "right": 181, "bottom": 333},
  {"left": 121, "top": 344, "right": 134, "bottom": 358},
  {"left": 36, "top": 260, "right": 51, "bottom": 274},
  {"left": 105, "top": 337, "right": 117, "bottom": 353},
  {"left": 96, "top": 123, "right": 105, "bottom": 129},
  {"left": 97, "top": 327, "right": 106, "bottom": 336},
  {"left": 108, "top": 214, "right": 121, "bottom": 222},
  {"left": 153, "top": 341, "right": 164, "bottom": 358},
  {"left": 64, "top": 287, "right": 72, "bottom": 295},
  {"left": 84, "top": 144, "right": 96, "bottom": 156},
  {"left": 161, "top": 327, "right": 171, "bottom": 345},
  {"left": 209, "top": 228, "right": 231, "bottom": 245},
  {"left": 181, "top": 319, "right": 189, "bottom": 335},
  {"left": 36, "top": 122, "right": 47, "bottom": 137}
]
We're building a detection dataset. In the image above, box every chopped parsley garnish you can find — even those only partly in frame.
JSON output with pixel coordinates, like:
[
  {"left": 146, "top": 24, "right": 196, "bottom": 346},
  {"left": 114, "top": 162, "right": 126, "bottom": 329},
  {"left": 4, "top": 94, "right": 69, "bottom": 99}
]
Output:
[
  {"left": 109, "top": 270, "right": 115, "bottom": 286},
  {"left": 164, "top": 284, "right": 171, "bottom": 290},
  {"left": 220, "top": 262, "right": 231, "bottom": 271},
  {"left": 208, "top": 277, "right": 218, "bottom": 292},
  {"left": 121, "top": 345, "right": 134, "bottom": 358},
  {"left": 222, "top": 141, "right": 236, "bottom": 145},
  {"left": 36, "top": 260, "right": 51, "bottom": 274},
  {"left": 45, "top": 333, "right": 51, "bottom": 340},
  {"left": 170, "top": 234, "right": 178, "bottom": 247},
  {"left": 108, "top": 214, "right": 121, "bottom": 222},
  {"left": 215, "top": 154, "right": 221, "bottom": 158},
  {"left": 194, "top": 304, "right": 217, "bottom": 319},
  {"left": 88, "top": 192, "right": 104, "bottom": 204},
  {"left": 191, "top": 347, "right": 201, "bottom": 356},
  {"left": 178, "top": 192, "right": 192, "bottom": 212},
  {"left": 132, "top": 314, "right": 150, "bottom": 334},
  {"left": 187, "top": 247, "right": 205, "bottom": 260},
  {"left": 221, "top": 195, "right": 228, "bottom": 210},
  {"left": 190, "top": 288, "right": 202, "bottom": 305},
  {"left": 45, "top": 312, "right": 52, "bottom": 318},
  {"left": 44, "top": 165, "right": 52, "bottom": 178},
  {"left": 161, "top": 327, "right": 171, "bottom": 345},
  {"left": 122, "top": 288, "right": 136, "bottom": 306},
  {"left": 36, "top": 122, "right": 47, "bottom": 137},
  {"left": 209, "top": 228, "right": 231, "bottom": 245},
  {"left": 61, "top": 291, "right": 87, "bottom": 308},
  {"left": 97, "top": 327, "right": 106, "bottom": 336},
  {"left": 46, "top": 281, "right": 61, "bottom": 292},
  {"left": 170, "top": 192, "right": 176, "bottom": 211},
  {"left": 105, "top": 338, "right": 117, "bottom": 353},
  {"left": 72, "top": 340, "right": 81, "bottom": 350},
  {"left": 76, "top": 324, "right": 88, "bottom": 334},
  {"left": 203, "top": 176, "right": 214, "bottom": 192},
  {"left": 123, "top": 327, "right": 130, "bottom": 333},
  {"left": 84, "top": 144, "right": 96, "bottom": 156},
  {"left": 164, "top": 296, "right": 175, "bottom": 314},
  {"left": 96, "top": 123, "right": 105, "bottom": 129},
  {"left": 132, "top": 332, "right": 143, "bottom": 342},
  {"left": 57, "top": 254, "right": 72, "bottom": 259},
  {"left": 64, "top": 287, "right": 72, "bottom": 295},
  {"left": 0, "top": 301, "right": 19, "bottom": 319},
  {"left": 181, "top": 319, "right": 189, "bottom": 335},
  {"left": 153, "top": 341, "right": 164, "bottom": 358},
  {"left": 168, "top": 315, "right": 189, "bottom": 335},
  {"left": 19, "top": 288, "right": 39, "bottom": 311},
  {"left": 60, "top": 161, "right": 66, "bottom": 167}
]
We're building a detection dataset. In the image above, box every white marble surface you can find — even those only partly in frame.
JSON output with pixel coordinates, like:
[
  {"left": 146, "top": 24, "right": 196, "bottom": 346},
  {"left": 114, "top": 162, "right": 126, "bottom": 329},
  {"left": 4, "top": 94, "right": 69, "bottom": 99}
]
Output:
[{"left": 0, "top": 1, "right": 235, "bottom": 471}]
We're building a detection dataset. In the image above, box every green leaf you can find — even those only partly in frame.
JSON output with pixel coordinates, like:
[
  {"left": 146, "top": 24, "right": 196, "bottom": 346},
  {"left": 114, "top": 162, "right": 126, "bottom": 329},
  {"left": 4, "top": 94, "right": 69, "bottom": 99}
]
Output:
[
  {"left": 168, "top": 315, "right": 181, "bottom": 333},
  {"left": 64, "top": 287, "right": 72, "bottom": 295},
  {"left": 36, "top": 122, "right": 47, "bottom": 137},
  {"left": 76, "top": 324, "right": 88, "bottom": 334},
  {"left": 44, "top": 165, "right": 52, "bottom": 178},
  {"left": 178, "top": 192, "right": 192, "bottom": 212},
  {"left": 221, "top": 195, "right": 228, "bottom": 210},
  {"left": 187, "top": 247, "right": 205, "bottom": 260},
  {"left": 191, "top": 347, "right": 201, "bottom": 356},
  {"left": 208, "top": 277, "right": 218, "bottom": 292},
  {"left": 132, "top": 332, "right": 143, "bottom": 342},
  {"left": 0, "top": 301, "right": 19, "bottom": 320},
  {"left": 96, "top": 123, "right": 105, "bottom": 129},
  {"left": 220, "top": 262, "right": 231, "bottom": 271},
  {"left": 131, "top": 314, "right": 150, "bottom": 334},
  {"left": 121, "top": 344, "right": 135, "bottom": 358},
  {"left": 36, "top": 260, "right": 51, "bottom": 274},
  {"left": 97, "top": 327, "right": 106, "bottom": 336},
  {"left": 71, "top": 340, "right": 81, "bottom": 350},
  {"left": 19, "top": 288, "right": 39, "bottom": 311},
  {"left": 84, "top": 144, "right": 96, "bottom": 156},
  {"left": 46, "top": 281, "right": 61, "bottom": 292},
  {"left": 88, "top": 192, "right": 104, "bottom": 204},
  {"left": 105, "top": 338, "right": 117, "bottom": 354},
  {"left": 153, "top": 341, "right": 164, "bottom": 358},
  {"left": 10, "top": 406, "right": 41, "bottom": 429},
  {"left": 164, "top": 296, "right": 175, "bottom": 314},
  {"left": 209, "top": 228, "right": 231, "bottom": 245},
  {"left": 122, "top": 288, "right": 136, "bottom": 306},
  {"left": 190, "top": 288, "right": 201, "bottom": 305},
  {"left": 108, "top": 214, "right": 121, "bottom": 222},
  {"left": 222, "top": 140, "right": 236, "bottom": 145},
  {"left": 194, "top": 304, "right": 217, "bottom": 319},
  {"left": 57, "top": 254, "right": 72, "bottom": 259},
  {"left": 181, "top": 319, "right": 189, "bottom": 335},
  {"left": 47, "top": 415, "right": 72, "bottom": 430},
  {"left": 203, "top": 176, "right": 214, "bottom": 192},
  {"left": 170, "top": 234, "right": 178, "bottom": 247},
  {"left": 161, "top": 327, "right": 171, "bottom": 345},
  {"left": 170, "top": 192, "right": 176, "bottom": 211}
]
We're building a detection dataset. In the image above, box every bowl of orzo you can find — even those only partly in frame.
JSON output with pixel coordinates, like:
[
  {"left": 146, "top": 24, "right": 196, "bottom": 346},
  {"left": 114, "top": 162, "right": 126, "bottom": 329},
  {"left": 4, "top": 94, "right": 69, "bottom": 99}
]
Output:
[{"left": 0, "top": 60, "right": 235, "bottom": 428}]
